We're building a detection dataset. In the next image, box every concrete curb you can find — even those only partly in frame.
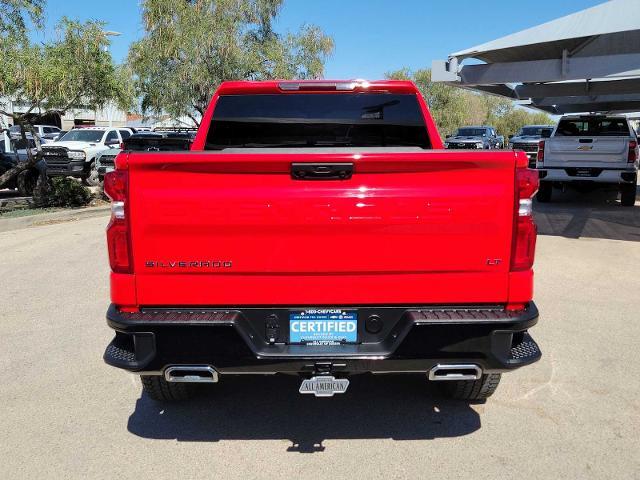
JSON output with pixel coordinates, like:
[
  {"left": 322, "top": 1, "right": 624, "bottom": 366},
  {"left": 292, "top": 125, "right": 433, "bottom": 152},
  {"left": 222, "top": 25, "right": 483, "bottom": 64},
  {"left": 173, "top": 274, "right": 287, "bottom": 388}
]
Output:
[
  {"left": 0, "top": 205, "right": 110, "bottom": 233},
  {"left": 0, "top": 196, "right": 35, "bottom": 210}
]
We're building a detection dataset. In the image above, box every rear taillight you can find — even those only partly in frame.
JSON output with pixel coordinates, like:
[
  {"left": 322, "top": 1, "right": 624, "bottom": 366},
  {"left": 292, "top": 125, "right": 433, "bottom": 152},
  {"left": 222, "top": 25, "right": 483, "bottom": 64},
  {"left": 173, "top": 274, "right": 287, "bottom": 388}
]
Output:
[
  {"left": 537, "top": 140, "right": 545, "bottom": 163},
  {"left": 511, "top": 164, "right": 539, "bottom": 271},
  {"left": 629, "top": 140, "right": 638, "bottom": 163},
  {"left": 104, "top": 168, "right": 131, "bottom": 273}
]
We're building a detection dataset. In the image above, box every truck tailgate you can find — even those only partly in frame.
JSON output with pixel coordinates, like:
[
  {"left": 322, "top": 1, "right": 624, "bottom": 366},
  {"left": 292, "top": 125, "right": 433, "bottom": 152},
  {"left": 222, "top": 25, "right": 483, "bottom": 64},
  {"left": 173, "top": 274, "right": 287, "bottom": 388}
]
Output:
[
  {"left": 545, "top": 137, "right": 629, "bottom": 166},
  {"left": 127, "top": 150, "right": 517, "bottom": 305}
]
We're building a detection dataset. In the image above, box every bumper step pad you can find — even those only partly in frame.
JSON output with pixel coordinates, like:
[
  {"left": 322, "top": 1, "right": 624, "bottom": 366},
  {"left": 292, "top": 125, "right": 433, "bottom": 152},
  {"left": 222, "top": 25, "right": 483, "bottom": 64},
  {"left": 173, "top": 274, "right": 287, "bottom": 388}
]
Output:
[
  {"left": 103, "top": 331, "right": 156, "bottom": 370},
  {"left": 510, "top": 332, "right": 541, "bottom": 362},
  {"left": 105, "top": 342, "right": 136, "bottom": 363}
]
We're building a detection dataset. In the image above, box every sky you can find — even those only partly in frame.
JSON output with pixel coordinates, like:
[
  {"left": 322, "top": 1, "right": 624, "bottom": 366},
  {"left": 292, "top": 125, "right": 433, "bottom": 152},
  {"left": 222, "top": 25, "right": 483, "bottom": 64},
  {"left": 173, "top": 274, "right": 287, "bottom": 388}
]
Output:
[{"left": 38, "top": 0, "right": 605, "bottom": 79}]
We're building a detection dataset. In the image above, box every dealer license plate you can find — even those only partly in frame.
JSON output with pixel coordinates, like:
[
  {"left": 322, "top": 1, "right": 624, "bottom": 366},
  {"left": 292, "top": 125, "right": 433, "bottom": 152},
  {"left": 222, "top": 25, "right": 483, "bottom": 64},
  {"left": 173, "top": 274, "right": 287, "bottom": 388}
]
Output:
[
  {"left": 289, "top": 309, "right": 357, "bottom": 345},
  {"left": 575, "top": 168, "right": 594, "bottom": 177}
]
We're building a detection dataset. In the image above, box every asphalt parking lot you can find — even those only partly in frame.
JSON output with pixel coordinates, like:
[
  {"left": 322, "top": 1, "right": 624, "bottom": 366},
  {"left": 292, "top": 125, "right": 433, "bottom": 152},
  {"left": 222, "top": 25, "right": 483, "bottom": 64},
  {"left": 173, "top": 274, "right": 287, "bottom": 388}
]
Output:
[{"left": 1, "top": 189, "right": 639, "bottom": 480}]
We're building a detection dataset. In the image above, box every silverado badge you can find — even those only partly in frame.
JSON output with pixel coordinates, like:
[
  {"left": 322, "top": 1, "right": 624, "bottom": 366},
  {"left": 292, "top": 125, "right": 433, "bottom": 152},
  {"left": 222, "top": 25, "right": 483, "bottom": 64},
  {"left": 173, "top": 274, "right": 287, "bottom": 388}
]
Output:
[{"left": 145, "top": 260, "right": 232, "bottom": 268}]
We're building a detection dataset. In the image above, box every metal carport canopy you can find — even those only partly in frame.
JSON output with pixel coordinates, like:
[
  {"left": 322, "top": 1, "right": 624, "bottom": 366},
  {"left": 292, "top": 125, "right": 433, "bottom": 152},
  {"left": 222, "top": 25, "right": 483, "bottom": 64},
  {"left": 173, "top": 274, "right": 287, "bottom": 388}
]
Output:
[{"left": 432, "top": 0, "right": 640, "bottom": 114}]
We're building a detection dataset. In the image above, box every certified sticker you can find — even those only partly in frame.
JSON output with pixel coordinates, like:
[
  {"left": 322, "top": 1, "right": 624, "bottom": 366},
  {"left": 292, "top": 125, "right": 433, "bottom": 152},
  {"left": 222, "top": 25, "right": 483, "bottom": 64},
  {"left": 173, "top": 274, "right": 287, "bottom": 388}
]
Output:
[{"left": 289, "top": 309, "right": 357, "bottom": 344}]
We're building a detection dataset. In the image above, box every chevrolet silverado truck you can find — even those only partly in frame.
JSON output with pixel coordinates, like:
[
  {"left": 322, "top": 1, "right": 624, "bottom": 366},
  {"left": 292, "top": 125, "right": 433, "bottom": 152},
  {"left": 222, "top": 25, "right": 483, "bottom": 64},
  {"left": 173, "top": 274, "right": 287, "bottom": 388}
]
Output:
[
  {"left": 444, "top": 126, "right": 500, "bottom": 150},
  {"left": 536, "top": 115, "right": 638, "bottom": 205},
  {"left": 509, "top": 125, "right": 555, "bottom": 168},
  {"left": 103, "top": 80, "right": 541, "bottom": 402}
]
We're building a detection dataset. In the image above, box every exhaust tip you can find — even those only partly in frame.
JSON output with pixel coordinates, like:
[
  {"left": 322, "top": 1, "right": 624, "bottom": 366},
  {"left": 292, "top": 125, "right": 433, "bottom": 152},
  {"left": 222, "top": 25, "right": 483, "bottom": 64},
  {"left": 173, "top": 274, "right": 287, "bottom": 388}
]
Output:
[
  {"left": 428, "top": 364, "right": 482, "bottom": 381},
  {"left": 164, "top": 365, "right": 218, "bottom": 383}
]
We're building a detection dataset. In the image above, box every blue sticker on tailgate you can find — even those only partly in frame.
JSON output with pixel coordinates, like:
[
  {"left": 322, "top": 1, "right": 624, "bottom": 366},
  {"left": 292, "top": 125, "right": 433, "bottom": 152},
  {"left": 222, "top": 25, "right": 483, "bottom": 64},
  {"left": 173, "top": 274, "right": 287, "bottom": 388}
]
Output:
[{"left": 289, "top": 309, "right": 357, "bottom": 344}]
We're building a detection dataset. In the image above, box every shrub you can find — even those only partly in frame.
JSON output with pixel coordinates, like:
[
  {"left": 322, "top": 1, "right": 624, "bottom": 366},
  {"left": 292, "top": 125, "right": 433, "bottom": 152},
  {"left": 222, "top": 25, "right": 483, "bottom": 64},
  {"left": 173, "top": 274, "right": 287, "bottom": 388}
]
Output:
[{"left": 44, "top": 177, "right": 92, "bottom": 207}]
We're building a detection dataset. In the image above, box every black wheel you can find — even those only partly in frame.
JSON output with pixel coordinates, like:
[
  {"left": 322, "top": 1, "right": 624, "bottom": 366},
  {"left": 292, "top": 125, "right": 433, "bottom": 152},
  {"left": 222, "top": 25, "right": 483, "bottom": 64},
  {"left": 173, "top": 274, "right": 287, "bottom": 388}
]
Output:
[
  {"left": 141, "top": 375, "right": 195, "bottom": 402},
  {"left": 620, "top": 182, "right": 637, "bottom": 206},
  {"left": 536, "top": 181, "right": 552, "bottom": 203},
  {"left": 83, "top": 160, "right": 101, "bottom": 186},
  {"left": 438, "top": 373, "right": 502, "bottom": 401},
  {"left": 17, "top": 168, "right": 38, "bottom": 196}
]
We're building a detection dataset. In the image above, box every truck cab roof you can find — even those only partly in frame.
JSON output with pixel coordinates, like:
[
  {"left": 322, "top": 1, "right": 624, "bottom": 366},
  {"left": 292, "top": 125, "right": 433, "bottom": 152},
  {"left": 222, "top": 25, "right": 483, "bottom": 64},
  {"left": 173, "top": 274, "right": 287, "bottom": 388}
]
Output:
[{"left": 214, "top": 79, "right": 421, "bottom": 95}]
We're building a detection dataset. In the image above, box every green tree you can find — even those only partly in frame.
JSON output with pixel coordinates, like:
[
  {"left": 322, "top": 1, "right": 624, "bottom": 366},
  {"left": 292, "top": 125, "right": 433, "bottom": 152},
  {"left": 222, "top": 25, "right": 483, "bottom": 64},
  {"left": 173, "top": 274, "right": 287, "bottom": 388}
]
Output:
[
  {"left": 385, "top": 67, "right": 553, "bottom": 142},
  {"left": 0, "top": 17, "right": 133, "bottom": 197},
  {"left": 0, "top": 0, "right": 44, "bottom": 40},
  {"left": 386, "top": 68, "right": 469, "bottom": 137},
  {"left": 128, "top": 0, "right": 334, "bottom": 125}
]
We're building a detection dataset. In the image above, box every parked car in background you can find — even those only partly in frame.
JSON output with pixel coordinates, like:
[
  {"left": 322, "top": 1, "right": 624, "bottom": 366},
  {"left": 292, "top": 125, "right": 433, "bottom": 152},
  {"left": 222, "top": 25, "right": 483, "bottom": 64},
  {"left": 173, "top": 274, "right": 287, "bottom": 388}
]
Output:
[
  {"left": 537, "top": 115, "right": 638, "bottom": 205},
  {"left": 95, "top": 130, "right": 193, "bottom": 181},
  {"left": 94, "top": 148, "right": 120, "bottom": 183},
  {"left": 124, "top": 130, "right": 194, "bottom": 151},
  {"left": 496, "top": 135, "right": 505, "bottom": 149},
  {"left": 9, "top": 124, "right": 62, "bottom": 144},
  {"left": 444, "top": 126, "right": 500, "bottom": 149},
  {"left": 152, "top": 126, "right": 197, "bottom": 135},
  {"left": 0, "top": 132, "right": 23, "bottom": 191},
  {"left": 509, "top": 125, "right": 555, "bottom": 167},
  {"left": 34, "top": 125, "right": 62, "bottom": 143},
  {"left": 6, "top": 130, "right": 37, "bottom": 153},
  {"left": 42, "top": 127, "right": 134, "bottom": 186},
  {"left": 1, "top": 131, "right": 45, "bottom": 195},
  {"left": 53, "top": 130, "right": 67, "bottom": 141}
]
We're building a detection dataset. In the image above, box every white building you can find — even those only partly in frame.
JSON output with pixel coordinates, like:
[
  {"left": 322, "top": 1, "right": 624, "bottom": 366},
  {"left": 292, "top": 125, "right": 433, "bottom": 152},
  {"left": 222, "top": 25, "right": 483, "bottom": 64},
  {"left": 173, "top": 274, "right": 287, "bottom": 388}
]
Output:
[
  {"left": 0, "top": 98, "right": 128, "bottom": 130},
  {"left": 126, "top": 113, "right": 199, "bottom": 130},
  {"left": 1, "top": 97, "right": 199, "bottom": 131}
]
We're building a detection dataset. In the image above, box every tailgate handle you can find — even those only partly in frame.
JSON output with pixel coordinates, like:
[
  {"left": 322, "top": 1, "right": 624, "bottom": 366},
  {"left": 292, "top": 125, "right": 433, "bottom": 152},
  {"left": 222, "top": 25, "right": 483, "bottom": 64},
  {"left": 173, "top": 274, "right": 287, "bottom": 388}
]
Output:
[
  {"left": 291, "top": 163, "right": 353, "bottom": 180},
  {"left": 578, "top": 138, "right": 593, "bottom": 143}
]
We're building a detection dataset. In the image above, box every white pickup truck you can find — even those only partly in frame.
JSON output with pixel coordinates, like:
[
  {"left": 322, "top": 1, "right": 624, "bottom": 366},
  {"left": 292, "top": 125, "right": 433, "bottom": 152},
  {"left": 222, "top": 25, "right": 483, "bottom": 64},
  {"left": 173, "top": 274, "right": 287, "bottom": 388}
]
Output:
[
  {"left": 42, "top": 127, "right": 133, "bottom": 185},
  {"left": 537, "top": 115, "right": 638, "bottom": 206}
]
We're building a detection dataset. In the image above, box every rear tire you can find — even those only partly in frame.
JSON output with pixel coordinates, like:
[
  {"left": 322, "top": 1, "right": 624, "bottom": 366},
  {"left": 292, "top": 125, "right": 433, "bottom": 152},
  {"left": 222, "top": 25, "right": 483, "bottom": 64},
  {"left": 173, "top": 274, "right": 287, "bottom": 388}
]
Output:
[
  {"left": 536, "top": 181, "right": 552, "bottom": 203},
  {"left": 620, "top": 182, "right": 637, "bottom": 206},
  {"left": 83, "top": 161, "right": 101, "bottom": 187},
  {"left": 438, "top": 373, "right": 502, "bottom": 401},
  {"left": 141, "top": 375, "right": 195, "bottom": 402}
]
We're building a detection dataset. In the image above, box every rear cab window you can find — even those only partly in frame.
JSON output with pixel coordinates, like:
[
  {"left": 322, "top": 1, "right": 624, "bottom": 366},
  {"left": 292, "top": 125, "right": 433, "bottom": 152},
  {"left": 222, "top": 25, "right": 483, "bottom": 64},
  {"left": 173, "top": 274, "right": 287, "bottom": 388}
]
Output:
[
  {"left": 457, "top": 128, "right": 488, "bottom": 136},
  {"left": 59, "top": 129, "right": 105, "bottom": 142},
  {"left": 556, "top": 118, "right": 631, "bottom": 136},
  {"left": 205, "top": 93, "right": 431, "bottom": 150}
]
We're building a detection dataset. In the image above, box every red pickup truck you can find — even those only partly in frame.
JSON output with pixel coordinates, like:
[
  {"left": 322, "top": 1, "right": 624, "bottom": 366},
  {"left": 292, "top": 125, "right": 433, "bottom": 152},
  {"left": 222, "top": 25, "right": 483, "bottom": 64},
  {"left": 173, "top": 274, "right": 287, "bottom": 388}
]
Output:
[{"left": 103, "top": 80, "right": 541, "bottom": 401}]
